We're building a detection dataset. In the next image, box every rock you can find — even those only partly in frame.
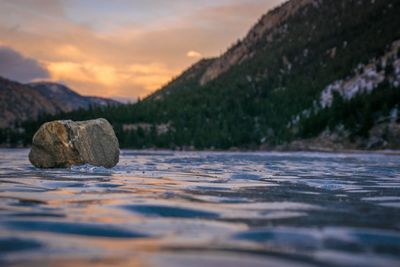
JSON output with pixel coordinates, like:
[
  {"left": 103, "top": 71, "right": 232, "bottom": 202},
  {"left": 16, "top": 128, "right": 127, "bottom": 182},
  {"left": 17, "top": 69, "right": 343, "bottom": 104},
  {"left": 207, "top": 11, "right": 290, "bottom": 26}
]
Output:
[{"left": 29, "top": 118, "right": 119, "bottom": 168}]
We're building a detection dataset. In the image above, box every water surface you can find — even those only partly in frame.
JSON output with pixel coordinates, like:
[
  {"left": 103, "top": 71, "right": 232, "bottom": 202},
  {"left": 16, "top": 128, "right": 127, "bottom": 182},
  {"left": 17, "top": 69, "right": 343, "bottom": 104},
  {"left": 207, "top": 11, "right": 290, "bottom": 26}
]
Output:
[{"left": 0, "top": 149, "right": 400, "bottom": 266}]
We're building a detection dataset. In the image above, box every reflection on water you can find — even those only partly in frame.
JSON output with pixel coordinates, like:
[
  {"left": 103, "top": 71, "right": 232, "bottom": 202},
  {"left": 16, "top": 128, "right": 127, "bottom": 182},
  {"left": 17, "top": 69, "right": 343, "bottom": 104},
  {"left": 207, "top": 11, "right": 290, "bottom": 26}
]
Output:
[{"left": 0, "top": 149, "right": 400, "bottom": 267}]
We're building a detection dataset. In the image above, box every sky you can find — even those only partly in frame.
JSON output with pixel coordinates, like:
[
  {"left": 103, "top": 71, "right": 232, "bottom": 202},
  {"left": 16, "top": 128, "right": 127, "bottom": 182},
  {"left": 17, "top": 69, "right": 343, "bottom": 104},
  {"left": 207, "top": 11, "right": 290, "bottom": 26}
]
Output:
[{"left": 0, "top": 0, "right": 285, "bottom": 101}]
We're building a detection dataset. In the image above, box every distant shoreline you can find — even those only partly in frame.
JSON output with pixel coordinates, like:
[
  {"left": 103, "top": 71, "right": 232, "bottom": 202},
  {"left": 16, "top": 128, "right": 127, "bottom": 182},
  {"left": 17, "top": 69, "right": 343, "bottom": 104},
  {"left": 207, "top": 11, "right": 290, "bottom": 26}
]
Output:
[{"left": 2, "top": 146, "right": 400, "bottom": 156}]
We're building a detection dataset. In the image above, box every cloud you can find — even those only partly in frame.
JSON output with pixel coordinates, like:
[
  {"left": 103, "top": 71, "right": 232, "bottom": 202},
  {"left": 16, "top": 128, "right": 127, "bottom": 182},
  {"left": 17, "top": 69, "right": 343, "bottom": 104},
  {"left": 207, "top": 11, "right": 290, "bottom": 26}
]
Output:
[
  {"left": 55, "top": 45, "right": 84, "bottom": 59},
  {"left": 0, "top": 0, "right": 65, "bottom": 18},
  {"left": 0, "top": 0, "right": 286, "bottom": 98},
  {"left": 187, "top": 50, "right": 202, "bottom": 58},
  {"left": 0, "top": 46, "right": 49, "bottom": 83},
  {"left": 47, "top": 61, "right": 118, "bottom": 86},
  {"left": 46, "top": 61, "right": 178, "bottom": 98}
]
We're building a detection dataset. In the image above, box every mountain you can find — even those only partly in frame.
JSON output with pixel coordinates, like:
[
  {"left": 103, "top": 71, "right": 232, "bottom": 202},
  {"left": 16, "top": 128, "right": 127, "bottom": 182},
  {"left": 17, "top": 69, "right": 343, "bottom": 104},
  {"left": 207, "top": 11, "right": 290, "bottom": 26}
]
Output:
[
  {"left": 28, "top": 82, "right": 119, "bottom": 113},
  {"left": 0, "top": 77, "right": 59, "bottom": 128},
  {"left": 2, "top": 0, "right": 400, "bottom": 150},
  {"left": 0, "top": 77, "right": 119, "bottom": 128}
]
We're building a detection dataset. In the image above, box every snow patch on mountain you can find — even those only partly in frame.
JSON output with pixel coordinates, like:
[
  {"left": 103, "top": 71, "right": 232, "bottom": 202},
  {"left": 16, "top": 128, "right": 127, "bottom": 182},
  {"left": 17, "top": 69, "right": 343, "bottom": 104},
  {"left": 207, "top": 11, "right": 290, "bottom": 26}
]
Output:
[{"left": 320, "top": 40, "right": 400, "bottom": 108}]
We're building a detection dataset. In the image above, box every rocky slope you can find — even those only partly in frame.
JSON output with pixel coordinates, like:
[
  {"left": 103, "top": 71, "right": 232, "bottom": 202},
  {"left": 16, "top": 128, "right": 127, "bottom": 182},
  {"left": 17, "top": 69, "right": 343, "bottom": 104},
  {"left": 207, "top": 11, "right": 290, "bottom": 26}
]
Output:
[
  {"left": 0, "top": 77, "right": 118, "bottom": 128},
  {"left": 0, "top": 77, "right": 58, "bottom": 128},
  {"left": 199, "top": 0, "right": 316, "bottom": 85}
]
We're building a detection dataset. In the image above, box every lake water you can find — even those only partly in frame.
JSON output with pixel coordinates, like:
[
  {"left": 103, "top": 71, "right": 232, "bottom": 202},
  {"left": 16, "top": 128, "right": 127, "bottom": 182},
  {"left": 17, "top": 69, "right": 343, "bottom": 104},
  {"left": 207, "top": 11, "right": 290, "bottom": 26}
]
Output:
[{"left": 0, "top": 149, "right": 400, "bottom": 267}]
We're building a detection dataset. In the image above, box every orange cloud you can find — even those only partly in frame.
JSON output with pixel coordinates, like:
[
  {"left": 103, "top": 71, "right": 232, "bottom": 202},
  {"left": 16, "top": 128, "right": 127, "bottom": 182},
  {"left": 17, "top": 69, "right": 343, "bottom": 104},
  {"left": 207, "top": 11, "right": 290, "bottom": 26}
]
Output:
[
  {"left": 127, "top": 63, "right": 178, "bottom": 91},
  {"left": 0, "top": 0, "right": 285, "bottom": 99},
  {"left": 46, "top": 61, "right": 178, "bottom": 97},
  {"left": 187, "top": 50, "right": 202, "bottom": 58},
  {"left": 55, "top": 45, "right": 83, "bottom": 59},
  {"left": 47, "top": 62, "right": 116, "bottom": 85}
]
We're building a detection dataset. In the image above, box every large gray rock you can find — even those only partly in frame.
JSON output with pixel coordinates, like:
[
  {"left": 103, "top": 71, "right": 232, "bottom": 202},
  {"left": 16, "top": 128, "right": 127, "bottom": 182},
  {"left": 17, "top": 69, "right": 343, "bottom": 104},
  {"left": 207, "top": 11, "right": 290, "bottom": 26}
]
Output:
[{"left": 29, "top": 118, "right": 119, "bottom": 168}]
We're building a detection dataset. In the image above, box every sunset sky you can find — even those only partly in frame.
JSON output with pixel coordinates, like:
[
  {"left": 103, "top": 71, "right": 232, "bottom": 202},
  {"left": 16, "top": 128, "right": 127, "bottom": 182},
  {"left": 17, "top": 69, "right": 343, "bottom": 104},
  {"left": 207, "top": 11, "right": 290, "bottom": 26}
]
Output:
[{"left": 0, "top": 0, "right": 285, "bottom": 101}]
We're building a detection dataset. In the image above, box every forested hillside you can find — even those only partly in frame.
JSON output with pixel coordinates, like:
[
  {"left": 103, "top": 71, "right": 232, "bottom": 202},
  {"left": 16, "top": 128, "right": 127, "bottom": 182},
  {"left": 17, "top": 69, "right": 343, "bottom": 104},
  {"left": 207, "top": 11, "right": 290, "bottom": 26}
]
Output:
[{"left": 2, "top": 0, "right": 400, "bottom": 150}]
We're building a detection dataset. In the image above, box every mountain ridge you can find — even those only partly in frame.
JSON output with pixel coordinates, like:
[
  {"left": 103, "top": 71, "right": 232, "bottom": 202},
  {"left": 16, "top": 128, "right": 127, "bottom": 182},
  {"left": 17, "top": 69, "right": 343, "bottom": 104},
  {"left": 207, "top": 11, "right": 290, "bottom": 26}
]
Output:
[
  {"left": 119, "top": 0, "right": 400, "bottom": 149},
  {"left": 199, "top": 0, "right": 316, "bottom": 85},
  {"left": 29, "top": 82, "right": 119, "bottom": 112},
  {"left": 0, "top": 77, "right": 119, "bottom": 128}
]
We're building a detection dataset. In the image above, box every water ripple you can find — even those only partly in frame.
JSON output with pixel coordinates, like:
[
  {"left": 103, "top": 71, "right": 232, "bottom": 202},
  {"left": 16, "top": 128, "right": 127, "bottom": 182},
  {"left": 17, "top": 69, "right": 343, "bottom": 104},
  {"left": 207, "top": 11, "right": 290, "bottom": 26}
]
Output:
[{"left": 0, "top": 149, "right": 400, "bottom": 267}]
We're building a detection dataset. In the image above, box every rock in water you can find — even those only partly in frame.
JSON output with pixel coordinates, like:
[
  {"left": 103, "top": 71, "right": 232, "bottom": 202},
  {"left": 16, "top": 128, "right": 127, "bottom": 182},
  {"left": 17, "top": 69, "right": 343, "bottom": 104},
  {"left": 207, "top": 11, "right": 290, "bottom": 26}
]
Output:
[{"left": 29, "top": 119, "right": 119, "bottom": 168}]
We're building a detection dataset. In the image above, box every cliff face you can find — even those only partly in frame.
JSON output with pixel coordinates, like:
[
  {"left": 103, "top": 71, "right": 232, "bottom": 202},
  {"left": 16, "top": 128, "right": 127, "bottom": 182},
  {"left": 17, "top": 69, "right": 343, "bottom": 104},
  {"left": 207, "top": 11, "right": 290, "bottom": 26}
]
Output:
[
  {"left": 0, "top": 78, "right": 119, "bottom": 128},
  {"left": 199, "top": 0, "right": 316, "bottom": 85}
]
